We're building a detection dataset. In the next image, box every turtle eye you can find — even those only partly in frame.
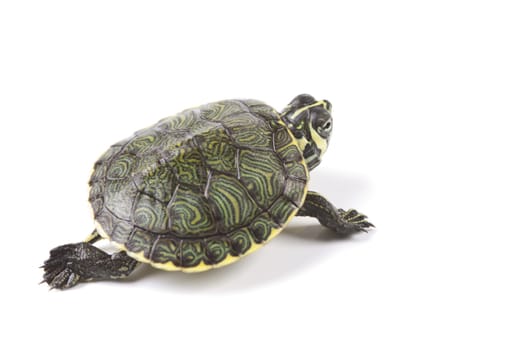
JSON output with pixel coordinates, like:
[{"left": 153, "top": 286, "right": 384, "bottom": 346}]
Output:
[
  {"left": 309, "top": 107, "right": 332, "bottom": 138},
  {"left": 317, "top": 118, "right": 332, "bottom": 136},
  {"left": 321, "top": 120, "right": 332, "bottom": 131}
]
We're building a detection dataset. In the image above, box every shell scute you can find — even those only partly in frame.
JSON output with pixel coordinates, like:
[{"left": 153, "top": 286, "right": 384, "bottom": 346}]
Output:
[{"left": 90, "top": 99, "right": 308, "bottom": 270}]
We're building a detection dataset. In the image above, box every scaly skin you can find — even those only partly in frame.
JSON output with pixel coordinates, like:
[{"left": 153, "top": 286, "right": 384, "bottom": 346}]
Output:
[
  {"left": 296, "top": 192, "right": 374, "bottom": 235},
  {"left": 42, "top": 240, "right": 138, "bottom": 290}
]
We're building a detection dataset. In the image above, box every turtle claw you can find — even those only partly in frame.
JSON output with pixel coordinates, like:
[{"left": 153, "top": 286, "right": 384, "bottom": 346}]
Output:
[
  {"left": 42, "top": 262, "right": 82, "bottom": 290},
  {"left": 41, "top": 244, "right": 85, "bottom": 290},
  {"left": 336, "top": 208, "right": 375, "bottom": 235},
  {"left": 47, "top": 268, "right": 81, "bottom": 290},
  {"left": 41, "top": 242, "right": 139, "bottom": 290}
]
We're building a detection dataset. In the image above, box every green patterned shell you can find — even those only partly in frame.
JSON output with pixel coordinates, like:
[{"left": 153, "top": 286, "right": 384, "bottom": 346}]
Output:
[{"left": 89, "top": 99, "right": 309, "bottom": 272}]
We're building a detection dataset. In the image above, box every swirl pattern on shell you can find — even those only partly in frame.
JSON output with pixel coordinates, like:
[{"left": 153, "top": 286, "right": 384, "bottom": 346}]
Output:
[{"left": 88, "top": 99, "right": 309, "bottom": 270}]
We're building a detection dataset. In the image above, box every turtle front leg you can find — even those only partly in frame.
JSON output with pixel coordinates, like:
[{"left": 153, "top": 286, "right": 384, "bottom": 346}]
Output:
[
  {"left": 42, "top": 231, "right": 139, "bottom": 290},
  {"left": 296, "top": 191, "right": 374, "bottom": 235}
]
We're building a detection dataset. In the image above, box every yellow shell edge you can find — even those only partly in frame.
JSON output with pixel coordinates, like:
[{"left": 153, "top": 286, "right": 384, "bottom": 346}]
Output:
[{"left": 91, "top": 114, "right": 309, "bottom": 273}]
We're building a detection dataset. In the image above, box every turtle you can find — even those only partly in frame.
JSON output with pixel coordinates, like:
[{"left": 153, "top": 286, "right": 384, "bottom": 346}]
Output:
[{"left": 42, "top": 94, "right": 374, "bottom": 289}]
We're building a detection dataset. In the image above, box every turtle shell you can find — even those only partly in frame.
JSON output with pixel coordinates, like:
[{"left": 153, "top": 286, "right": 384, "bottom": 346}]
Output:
[{"left": 89, "top": 99, "right": 309, "bottom": 272}]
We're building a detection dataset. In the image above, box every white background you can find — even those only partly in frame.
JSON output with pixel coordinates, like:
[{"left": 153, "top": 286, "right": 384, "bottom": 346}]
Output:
[{"left": 1, "top": 1, "right": 524, "bottom": 349}]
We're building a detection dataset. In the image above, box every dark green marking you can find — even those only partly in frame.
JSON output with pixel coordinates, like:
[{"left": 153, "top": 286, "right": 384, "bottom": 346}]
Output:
[
  {"left": 268, "top": 197, "right": 298, "bottom": 226},
  {"left": 139, "top": 164, "right": 177, "bottom": 203},
  {"left": 204, "top": 238, "right": 231, "bottom": 264},
  {"left": 276, "top": 143, "right": 303, "bottom": 163},
  {"left": 133, "top": 193, "right": 169, "bottom": 233},
  {"left": 283, "top": 161, "right": 308, "bottom": 181},
  {"left": 107, "top": 153, "right": 137, "bottom": 180},
  {"left": 249, "top": 213, "right": 281, "bottom": 243},
  {"left": 180, "top": 240, "right": 204, "bottom": 267},
  {"left": 150, "top": 237, "right": 181, "bottom": 265},
  {"left": 126, "top": 228, "right": 155, "bottom": 257},
  {"left": 239, "top": 149, "right": 285, "bottom": 208},
  {"left": 207, "top": 174, "right": 259, "bottom": 233},
  {"left": 196, "top": 127, "right": 237, "bottom": 176},
  {"left": 127, "top": 130, "right": 159, "bottom": 154},
  {"left": 156, "top": 108, "right": 199, "bottom": 131},
  {"left": 168, "top": 186, "right": 216, "bottom": 237},
  {"left": 89, "top": 99, "right": 308, "bottom": 269},
  {"left": 200, "top": 101, "right": 246, "bottom": 122},
  {"left": 228, "top": 228, "right": 252, "bottom": 255},
  {"left": 227, "top": 113, "right": 275, "bottom": 149},
  {"left": 273, "top": 125, "right": 294, "bottom": 150},
  {"left": 283, "top": 178, "right": 306, "bottom": 207},
  {"left": 169, "top": 145, "right": 207, "bottom": 188}
]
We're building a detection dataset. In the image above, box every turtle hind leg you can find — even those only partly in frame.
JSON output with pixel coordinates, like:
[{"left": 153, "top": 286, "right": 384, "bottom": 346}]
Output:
[
  {"left": 42, "top": 233, "right": 139, "bottom": 290},
  {"left": 296, "top": 191, "right": 375, "bottom": 235}
]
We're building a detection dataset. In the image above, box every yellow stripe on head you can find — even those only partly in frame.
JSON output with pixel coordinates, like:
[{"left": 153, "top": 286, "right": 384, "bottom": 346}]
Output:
[
  {"left": 287, "top": 100, "right": 330, "bottom": 123},
  {"left": 281, "top": 95, "right": 333, "bottom": 170},
  {"left": 309, "top": 121, "right": 329, "bottom": 157}
]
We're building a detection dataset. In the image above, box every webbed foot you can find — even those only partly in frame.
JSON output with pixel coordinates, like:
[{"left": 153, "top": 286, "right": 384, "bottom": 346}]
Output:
[
  {"left": 41, "top": 242, "right": 139, "bottom": 290},
  {"left": 336, "top": 208, "right": 375, "bottom": 235},
  {"left": 296, "top": 191, "right": 375, "bottom": 236},
  {"left": 42, "top": 243, "right": 91, "bottom": 289}
]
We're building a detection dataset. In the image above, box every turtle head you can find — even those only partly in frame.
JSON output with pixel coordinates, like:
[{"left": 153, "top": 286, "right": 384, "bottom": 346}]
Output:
[{"left": 281, "top": 94, "right": 333, "bottom": 170}]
